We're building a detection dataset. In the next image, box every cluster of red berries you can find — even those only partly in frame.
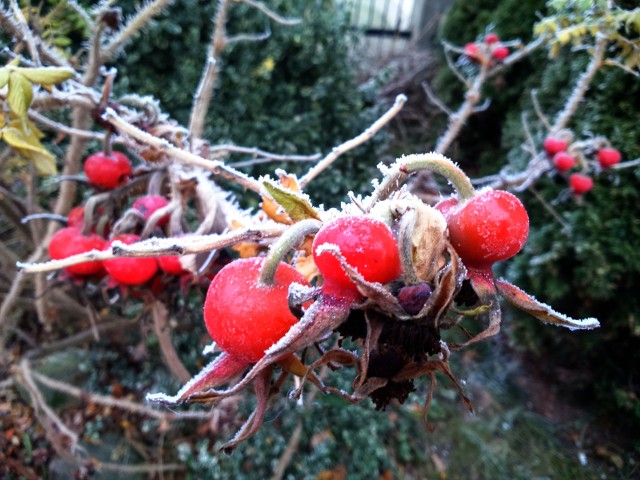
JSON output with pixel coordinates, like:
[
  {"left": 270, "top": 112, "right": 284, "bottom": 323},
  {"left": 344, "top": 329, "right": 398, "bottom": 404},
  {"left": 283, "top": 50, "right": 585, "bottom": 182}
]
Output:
[
  {"left": 464, "top": 33, "right": 510, "bottom": 65},
  {"left": 204, "top": 190, "right": 529, "bottom": 364},
  {"left": 49, "top": 151, "right": 187, "bottom": 286},
  {"left": 543, "top": 135, "right": 622, "bottom": 195}
]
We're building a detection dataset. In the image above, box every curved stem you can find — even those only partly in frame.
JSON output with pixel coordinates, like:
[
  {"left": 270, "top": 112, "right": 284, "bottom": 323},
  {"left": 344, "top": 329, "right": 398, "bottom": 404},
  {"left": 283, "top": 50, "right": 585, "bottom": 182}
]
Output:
[
  {"left": 368, "top": 152, "right": 475, "bottom": 209},
  {"left": 258, "top": 219, "right": 321, "bottom": 286}
]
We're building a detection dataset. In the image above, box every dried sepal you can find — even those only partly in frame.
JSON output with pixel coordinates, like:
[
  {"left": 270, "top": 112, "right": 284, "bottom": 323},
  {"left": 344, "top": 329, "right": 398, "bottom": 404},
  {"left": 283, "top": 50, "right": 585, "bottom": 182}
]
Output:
[{"left": 495, "top": 279, "right": 600, "bottom": 330}]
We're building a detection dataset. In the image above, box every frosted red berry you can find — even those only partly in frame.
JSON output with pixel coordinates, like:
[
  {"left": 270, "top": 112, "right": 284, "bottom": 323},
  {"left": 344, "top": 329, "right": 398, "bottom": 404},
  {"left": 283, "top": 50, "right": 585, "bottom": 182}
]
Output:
[
  {"left": 491, "top": 46, "right": 509, "bottom": 61},
  {"left": 49, "top": 227, "right": 106, "bottom": 276},
  {"left": 103, "top": 234, "right": 158, "bottom": 285},
  {"left": 204, "top": 257, "right": 309, "bottom": 363},
  {"left": 464, "top": 42, "right": 481, "bottom": 62},
  {"left": 447, "top": 189, "right": 529, "bottom": 271},
  {"left": 597, "top": 148, "right": 621, "bottom": 168},
  {"left": 543, "top": 137, "right": 568, "bottom": 157},
  {"left": 485, "top": 33, "right": 500, "bottom": 44},
  {"left": 569, "top": 173, "right": 594, "bottom": 194},
  {"left": 553, "top": 152, "right": 576, "bottom": 172},
  {"left": 84, "top": 151, "right": 132, "bottom": 189},
  {"left": 312, "top": 216, "right": 401, "bottom": 301}
]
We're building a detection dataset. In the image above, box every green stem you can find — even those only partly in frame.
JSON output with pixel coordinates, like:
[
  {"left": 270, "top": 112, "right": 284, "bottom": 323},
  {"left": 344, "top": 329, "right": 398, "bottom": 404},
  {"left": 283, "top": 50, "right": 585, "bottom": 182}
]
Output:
[
  {"left": 258, "top": 219, "right": 321, "bottom": 286},
  {"left": 368, "top": 152, "right": 475, "bottom": 209}
]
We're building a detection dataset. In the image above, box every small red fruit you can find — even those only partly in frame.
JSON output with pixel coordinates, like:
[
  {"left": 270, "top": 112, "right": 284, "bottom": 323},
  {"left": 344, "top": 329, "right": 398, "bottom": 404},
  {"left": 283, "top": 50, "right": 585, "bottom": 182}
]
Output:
[
  {"left": 67, "top": 206, "right": 85, "bottom": 229},
  {"left": 491, "top": 46, "right": 509, "bottom": 61},
  {"left": 103, "top": 234, "right": 158, "bottom": 285},
  {"left": 543, "top": 136, "right": 569, "bottom": 156},
  {"left": 447, "top": 190, "right": 529, "bottom": 271},
  {"left": 569, "top": 173, "right": 594, "bottom": 194},
  {"left": 312, "top": 216, "right": 401, "bottom": 301},
  {"left": 204, "top": 257, "right": 309, "bottom": 363},
  {"left": 84, "top": 151, "right": 132, "bottom": 189},
  {"left": 597, "top": 148, "right": 621, "bottom": 168},
  {"left": 158, "top": 255, "right": 187, "bottom": 276},
  {"left": 553, "top": 152, "right": 576, "bottom": 172},
  {"left": 464, "top": 42, "right": 481, "bottom": 62},
  {"left": 49, "top": 227, "right": 106, "bottom": 276},
  {"left": 485, "top": 33, "right": 500, "bottom": 44},
  {"left": 132, "top": 195, "right": 170, "bottom": 226},
  {"left": 434, "top": 196, "right": 459, "bottom": 219}
]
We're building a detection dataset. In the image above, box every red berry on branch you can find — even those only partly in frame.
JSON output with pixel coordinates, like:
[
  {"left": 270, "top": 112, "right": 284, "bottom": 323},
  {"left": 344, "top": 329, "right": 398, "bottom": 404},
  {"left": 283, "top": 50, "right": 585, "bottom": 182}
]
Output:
[
  {"left": 49, "top": 227, "right": 106, "bottom": 276},
  {"left": 491, "top": 46, "right": 509, "bottom": 61},
  {"left": 67, "top": 206, "right": 85, "bottom": 229},
  {"left": 84, "top": 151, "right": 132, "bottom": 189},
  {"left": 543, "top": 136, "right": 569, "bottom": 157},
  {"left": 485, "top": 33, "right": 500, "bottom": 44},
  {"left": 553, "top": 152, "right": 576, "bottom": 172},
  {"left": 464, "top": 42, "right": 481, "bottom": 62},
  {"left": 569, "top": 173, "right": 594, "bottom": 194},
  {"left": 597, "top": 147, "right": 622, "bottom": 168},
  {"left": 103, "top": 234, "right": 158, "bottom": 285},
  {"left": 132, "top": 195, "right": 170, "bottom": 226},
  {"left": 447, "top": 189, "right": 529, "bottom": 271},
  {"left": 312, "top": 216, "right": 402, "bottom": 301},
  {"left": 158, "top": 255, "right": 187, "bottom": 276},
  {"left": 204, "top": 257, "right": 309, "bottom": 363}
]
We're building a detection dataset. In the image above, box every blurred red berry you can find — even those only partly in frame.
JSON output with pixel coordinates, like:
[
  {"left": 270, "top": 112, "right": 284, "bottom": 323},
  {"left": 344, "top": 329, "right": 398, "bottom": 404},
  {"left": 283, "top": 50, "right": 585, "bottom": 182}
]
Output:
[
  {"left": 104, "top": 234, "right": 158, "bottom": 285},
  {"left": 84, "top": 151, "right": 132, "bottom": 189},
  {"left": 569, "top": 174, "right": 594, "bottom": 194},
  {"left": 597, "top": 147, "right": 622, "bottom": 168},
  {"left": 553, "top": 152, "right": 576, "bottom": 172}
]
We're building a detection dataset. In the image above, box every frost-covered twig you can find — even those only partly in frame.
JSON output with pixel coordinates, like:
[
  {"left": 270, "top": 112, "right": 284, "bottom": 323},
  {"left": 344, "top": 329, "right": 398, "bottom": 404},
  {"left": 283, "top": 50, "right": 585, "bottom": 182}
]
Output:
[
  {"left": 102, "top": 0, "right": 174, "bottom": 60},
  {"left": 188, "top": 0, "right": 231, "bottom": 140},
  {"left": 9, "top": 0, "right": 40, "bottom": 65},
  {"left": 102, "top": 107, "right": 263, "bottom": 193},
  {"left": 210, "top": 144, "right": 321, "bottom": 162},
  {"left": 238, "top": 0, "right": 302, "bottom": 26},
  {"left": 17, "top": 226, "right": 286, "bottom": 273},
  {"left": 422, "top": 81, "right": 452, "bottom": 115},
  {"left": 551, "top": 36, "right": 607, "bottom": 132},
  {"left": 299, "top": 94, "right": 407, "bottom": 187}
]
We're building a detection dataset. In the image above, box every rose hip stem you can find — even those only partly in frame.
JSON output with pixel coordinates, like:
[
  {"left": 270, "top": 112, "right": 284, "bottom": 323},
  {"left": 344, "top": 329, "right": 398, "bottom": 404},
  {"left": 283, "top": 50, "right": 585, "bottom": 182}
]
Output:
[
  {"left": 258, "top": 218, "right": 321, "bottom": 286},
  {"left": 367, "top": 152, "right": 476, "bottom": 209}
]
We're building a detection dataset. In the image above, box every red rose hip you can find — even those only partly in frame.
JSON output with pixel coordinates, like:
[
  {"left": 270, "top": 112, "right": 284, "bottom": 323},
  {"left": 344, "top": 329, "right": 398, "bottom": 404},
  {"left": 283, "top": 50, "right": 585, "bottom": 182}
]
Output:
[
  {"left": 543, "top": 136, "right": 569, "bottom": 156},
  {"left": 597, "top": 148, "right": 621, "bottom": 168},
  {"left": 103, "top": 234, "right": 158, "bottom": 285},
  {"left": 569, "top": 173, "right": 594, "bottom": 194},
  {"left": 312, "top": 216, "right": 401, "bottom": 301},
  {"left": 447, "top": 189, "right": 529, "bottom": 271},
  {"left": 491, "top": 46, "right": 509, "bottom": 61},
  {"left": 132, "top": 195, "right": 170, "bottom": 226},
  {"left": 553, "top": 152, "right": 576, "bottom": 172},
  {"left": 204, "top": 257, "right": 309, "bottom": 363},
  {"left": 49, "top": 227, "right": 106, "bottom": 276},
  {"left": 84, "top": 151, "right": 132, "bottom": 189}
]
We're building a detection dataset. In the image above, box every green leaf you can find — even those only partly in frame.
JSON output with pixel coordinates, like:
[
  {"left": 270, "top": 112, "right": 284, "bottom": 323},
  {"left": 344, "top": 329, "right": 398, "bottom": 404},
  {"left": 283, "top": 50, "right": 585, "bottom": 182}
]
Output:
[
  {"left": 16, "top": 66, "right": 75, "bottom": 85},
  {"left": 7, "top": 73, "right": 33, "bottom": 119},
  {"left": 262, "top": 179, "right": 321, "bottom": 222}
]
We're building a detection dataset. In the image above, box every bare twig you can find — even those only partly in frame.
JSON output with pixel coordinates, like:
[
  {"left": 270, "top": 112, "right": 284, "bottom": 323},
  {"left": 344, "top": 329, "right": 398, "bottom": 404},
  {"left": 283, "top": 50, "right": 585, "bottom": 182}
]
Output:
[
  {"left": 188, "top": 0, "right": 231, "bottom": 140},
  {"left": 238, "top": 0, "right": 302, "bottom": 26},
  {"left": 10, "top": 0, "right": 41, "bottom": 65},
  {"left": 531, "top": 89, "right": 552, "bottom": 131},
  {"left": 299, "top": 94, "right": 407, "bottom": 187},
  {"left": 18, "top": 225, "right": 286, "bottom": 273},
  {"left": 102, "top": 0, "right": 174, "bottom": 60},
  {"left": 151, "top": 301, "right": 192, "bottom": 383},
  {"left": 422, "top": 81, "right": 452, "bottom": 115},
  {"left": 210, "top": 144, "right": 321, "bottom": 162},
  {"left": 552, "top": 36, "right": 607, "bottom": 132},
  {"left": 102, "top": 107, "right": 263, "bottom": 193}
]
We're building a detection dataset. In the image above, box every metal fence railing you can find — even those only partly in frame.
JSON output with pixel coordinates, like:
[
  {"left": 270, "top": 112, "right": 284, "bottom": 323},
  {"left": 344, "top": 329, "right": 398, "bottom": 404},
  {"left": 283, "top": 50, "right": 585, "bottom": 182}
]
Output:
[{"left": 340, "top": 0, "right": 424, "bottom": 56}]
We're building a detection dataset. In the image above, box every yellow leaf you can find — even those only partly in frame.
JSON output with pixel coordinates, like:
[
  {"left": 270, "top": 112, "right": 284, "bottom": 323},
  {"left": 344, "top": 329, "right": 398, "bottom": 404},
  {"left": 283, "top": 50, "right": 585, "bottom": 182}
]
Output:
[
  {"left": 7, "top": 72, "right": 33, "bottom": 119},
  {"left": 0, "top": 68, "right": 9, "bottom": 88},
  {"left": 16, "top": 66, "right": 75, "bottom": 85},
  {"left": 1, "top": 126, "right": 57, "bottom": 175},
  {"left": 262, "top": 178, "right": 321, "bottom": 223}
]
